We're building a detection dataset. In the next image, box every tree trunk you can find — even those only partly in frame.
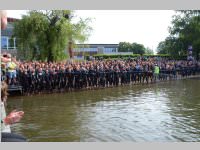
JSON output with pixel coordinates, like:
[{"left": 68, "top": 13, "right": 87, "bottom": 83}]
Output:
[
  {"left": 47, "top": 48, "right": 53, "bottom": 62},
  {"left": 68, "top": 41, "right": 74, "bottom": 59},
  {"left": 46, "top": 30, "right": 53, "bottom": 62}
]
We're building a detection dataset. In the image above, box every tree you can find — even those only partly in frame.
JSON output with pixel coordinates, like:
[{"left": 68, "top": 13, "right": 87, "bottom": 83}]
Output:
[
  {"left": 118, "top": 42, "right": 132, "bottom": 52},
  {"left": 145, "top": 47, "right": 154, "bottom": 54},
  {"left": 167, "top": 10, "right": 200, "bottom": 59},
  {"left": 157, "top": 37, "right": 183, "bottom": 55},
  {"left": 131, "top": 42, "right": 146, "bottom": 55},
  {"left": 13, "top": 10, "right": 92, "bottom": 62},
  {"left": 118, "top": 42, "right": 146, "bottom": 55},
  {"left": 157, "top": 41, "right": 168, "bottom": 54}
]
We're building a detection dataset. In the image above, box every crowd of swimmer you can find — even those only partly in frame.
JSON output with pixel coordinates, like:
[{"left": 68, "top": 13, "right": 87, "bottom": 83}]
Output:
[{"left": 14, "top": 57, "right": 200, "bottom": 94}]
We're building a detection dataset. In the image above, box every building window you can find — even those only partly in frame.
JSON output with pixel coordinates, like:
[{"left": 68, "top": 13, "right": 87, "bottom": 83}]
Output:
[
  {"left": 1, "top": 36, "right": 16, "bottom": 50},
  {"left": 1, "top": 36, "right": 8, "bottom": 49}
]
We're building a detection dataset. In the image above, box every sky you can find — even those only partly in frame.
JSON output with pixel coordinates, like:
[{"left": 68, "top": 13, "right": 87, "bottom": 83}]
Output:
[{"left": 6, "top": 10, "right": 176, "bottom": 53}]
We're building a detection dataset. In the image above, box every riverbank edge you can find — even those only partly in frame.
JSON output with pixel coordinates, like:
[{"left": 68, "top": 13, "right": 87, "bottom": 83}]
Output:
[{"left": 8, "top": 74, "right": 200, "bottom": 97}]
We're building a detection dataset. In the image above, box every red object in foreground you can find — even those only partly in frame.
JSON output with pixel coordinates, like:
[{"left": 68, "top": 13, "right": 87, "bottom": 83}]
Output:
[
  {"left": 1, "top": 11, "right": 7, "bottom": 30},
  {"left": 4, "top": 110, "right": 24, "bottom": 125}
]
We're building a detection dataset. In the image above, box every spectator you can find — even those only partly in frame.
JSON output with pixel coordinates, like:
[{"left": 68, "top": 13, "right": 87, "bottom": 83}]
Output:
[
  {"left": 1, "top": 10, "right": 27, "bottom": 142},
  {"left": 6, "top": 54, "right": 17, "bottom": 85},
  {"left": 1, "top": 81, "right": 26, "bottom": 142}
]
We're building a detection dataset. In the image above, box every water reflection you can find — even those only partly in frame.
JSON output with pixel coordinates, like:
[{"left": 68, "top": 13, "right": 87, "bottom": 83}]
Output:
[{"left": 7, "top": 78, "right": 200, "bottom": 142}]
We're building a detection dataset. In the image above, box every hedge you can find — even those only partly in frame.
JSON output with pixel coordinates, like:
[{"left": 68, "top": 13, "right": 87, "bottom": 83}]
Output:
[{"left": 85, "top": 54, "right": 187, "bottom": 60}]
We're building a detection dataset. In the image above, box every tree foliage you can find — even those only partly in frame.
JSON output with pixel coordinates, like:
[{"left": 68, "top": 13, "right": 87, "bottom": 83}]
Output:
[
  {"left": 118, "top": 42, "right": 132, "bottom": 52},
  {"left": 157, "top": 10, "right": 200, "bottom": 59},
  {"left": 118, "top": 42, "right": 153, "bottom": 54},
  {"left": 13, "top": 10, "right": 92, "bottom": 62},
  {"left": 131, "top": 42, "right": 146, "bottom": 55},
  {"left": 145, "top": 47, "right": 154, "bottom": 54}
]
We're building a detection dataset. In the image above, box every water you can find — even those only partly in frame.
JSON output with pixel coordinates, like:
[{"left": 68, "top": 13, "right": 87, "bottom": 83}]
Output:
[{"left": 6, "top": 78, "right": 200, "bottom": 142}]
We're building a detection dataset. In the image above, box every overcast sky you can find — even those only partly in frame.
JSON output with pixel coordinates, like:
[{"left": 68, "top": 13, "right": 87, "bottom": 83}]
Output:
[{"left": 6, "top": 10, "right": 175, "bottom": 52}]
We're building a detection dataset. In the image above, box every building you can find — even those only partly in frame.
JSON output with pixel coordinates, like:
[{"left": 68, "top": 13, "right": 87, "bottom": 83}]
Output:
[
  {"left": 73, "top": 44, "right": 133, "bottom": 57},
  {"left": 74, "top": 44, "right": 119, "bottom": 56},
  {"left": 1, "top": 17, "right": 19, "bottom": 55}
]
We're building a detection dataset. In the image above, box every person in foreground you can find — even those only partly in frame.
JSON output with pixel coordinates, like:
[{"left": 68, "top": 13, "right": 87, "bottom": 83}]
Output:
[
  {"left": 1, "top": 81, "right": 27, "bottom": 142},
  {"left": 1, "top": 10, "right": 27, "bottom": 142}
]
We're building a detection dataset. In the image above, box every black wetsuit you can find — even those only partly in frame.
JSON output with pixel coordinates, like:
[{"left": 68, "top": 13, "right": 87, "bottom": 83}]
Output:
[{"left": 113, "top": 67, "right": 120, "bottom": 86}]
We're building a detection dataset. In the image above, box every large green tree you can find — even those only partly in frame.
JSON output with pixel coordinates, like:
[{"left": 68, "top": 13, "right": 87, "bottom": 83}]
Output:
[
  {"left": 157, "top": 10, "right": 200, "bottom": 59},
  {"left": 118, "top": 42, "right": 147, "bottom": 55},
  {"left": 157, "top": 37, "right": 184, "bottom": 55},
  {"left": 118, "top": 42, "right": 132, "bottom": 52},
  {"left": 13, "top": 10, "right": 92, "bottom": 62},
  {"left": 131, "top": 42, "right": 146, "bottom": 55}
]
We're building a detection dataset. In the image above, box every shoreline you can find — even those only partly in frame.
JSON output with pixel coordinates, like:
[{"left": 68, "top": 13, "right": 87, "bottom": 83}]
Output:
[{"left": 8, "top": 74, "right": 200, "bottom": 97}]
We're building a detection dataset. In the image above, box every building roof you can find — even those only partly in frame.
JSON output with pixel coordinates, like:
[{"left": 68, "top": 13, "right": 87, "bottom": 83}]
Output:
[
  {"left": 76, "top": 44, "right": 119, "bottom": 48},
  {"left": 7, "top": 17, "right": 19, "bottom": 23}
]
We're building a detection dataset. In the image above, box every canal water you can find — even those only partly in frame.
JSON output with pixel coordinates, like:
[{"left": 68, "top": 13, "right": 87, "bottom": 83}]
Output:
[{"left": 7, "top": 78, "right": 200, "bottom": 142}]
